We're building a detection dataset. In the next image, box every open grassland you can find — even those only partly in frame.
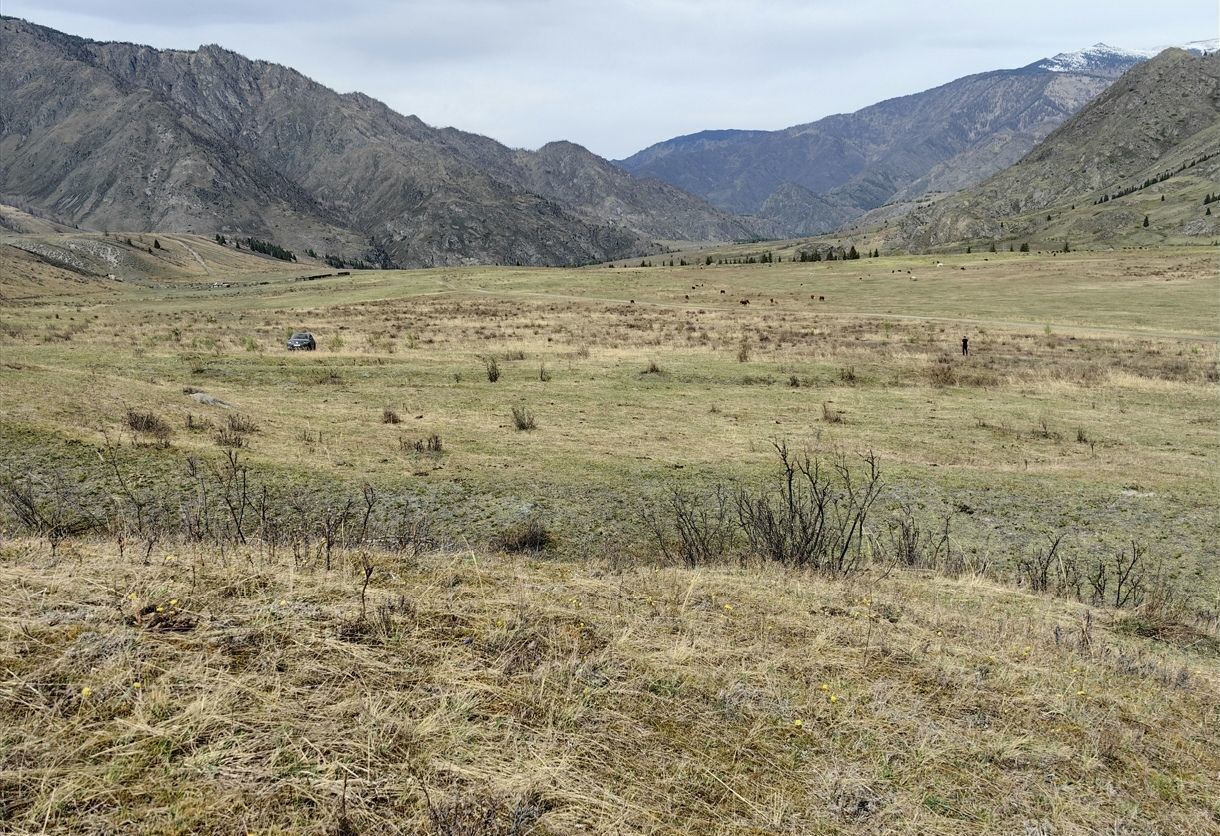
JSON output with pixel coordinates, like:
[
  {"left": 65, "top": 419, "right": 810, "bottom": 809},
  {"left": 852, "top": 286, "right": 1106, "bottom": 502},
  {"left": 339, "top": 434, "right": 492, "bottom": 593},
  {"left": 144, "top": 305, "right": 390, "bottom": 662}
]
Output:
[
  {"left": 1, "top": 242, "right": 1218, "bottom": 832},
  {"left": 1, "top": 246, "right": 1216, "bottom": 578}
]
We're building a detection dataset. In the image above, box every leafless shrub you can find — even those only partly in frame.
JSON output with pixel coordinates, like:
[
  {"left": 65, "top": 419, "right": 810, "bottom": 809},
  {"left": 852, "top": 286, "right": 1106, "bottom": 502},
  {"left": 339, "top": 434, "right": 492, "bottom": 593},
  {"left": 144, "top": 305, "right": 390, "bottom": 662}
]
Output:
[
  {"left": 1032, "top": 415, "right": 1061, "bottom": 441},
  {"left": 511, "top": 406, "right": 536, "bottom": 431},
  {"left": 386, "top": 504, "right": 434, "bottom": 555},
  {"left": 839, "top": 366, "right": 857, "bottom": 384},
  {"left": 736, "top": 336, "right": 750, "bottom": 363},
  {"left": 883, "top": 504, "right": 953, "bottom": 570},
  {"left": 642, "top": 485, "right": 735, "bottom": 568},
  {"left": 99, "top": 440, "right": 168, "bottom": 563},
  {"left": 184, "top": 413, "right": 212, "bottom": 432},
  {"left": 0, "top": 470, "right": 102, "bottom": 555},
  {"left": 125, "top": 408, "right": 172, "bottom": 443},
  {"left": 1087, "top": 541, "right": 1158, "bottom": 609},
  {"left": 734, "top": 443, "right": 882, "bottom": 574},
  {"left": 215, "top": 427, "right": 246, "bottom": 448},
  {"left": 400, "top": 434, "right": 443, "bottom": 453},
  {"left": 318, "top": 499, "right": 356, "bottom": 570},
  {"left": 1016, "top": 534, "right": 1071, "bottom": 594},
  {"left": 481, "top": 355, "right": 501, "bottom": 382},
  {"left": 352, "top": 551, "right": 376, "bottom": 620},
  {"left": 502, "top": 349, "right": 526, "bottom": 361},
  {"left": 227, "top": 413, "right": 260, "bottom": 434},
  {"left": 822, "top": 402, "right": 845, "bottom": 423},
  {"left": 382, "top": 407, "right": 402, "bottom": 424}
]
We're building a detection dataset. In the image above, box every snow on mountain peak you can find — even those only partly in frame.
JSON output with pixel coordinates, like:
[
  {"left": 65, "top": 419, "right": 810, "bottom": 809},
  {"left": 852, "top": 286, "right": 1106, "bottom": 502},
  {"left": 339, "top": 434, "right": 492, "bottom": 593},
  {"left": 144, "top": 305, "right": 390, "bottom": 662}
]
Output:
[
  {"left": 1035, "top": 39, "right": 1217, "bottom": 74},
  {"left": 1037, "top": 43, "right": 1155, "bottom": 73}
]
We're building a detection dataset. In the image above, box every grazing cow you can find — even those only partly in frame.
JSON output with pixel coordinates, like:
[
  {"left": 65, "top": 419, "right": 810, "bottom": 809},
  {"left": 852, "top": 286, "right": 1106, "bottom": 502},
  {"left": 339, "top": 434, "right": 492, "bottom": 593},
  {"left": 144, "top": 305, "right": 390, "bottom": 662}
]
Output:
[{"left": 740, "top": 299, "right": 750, "bottom": 305}]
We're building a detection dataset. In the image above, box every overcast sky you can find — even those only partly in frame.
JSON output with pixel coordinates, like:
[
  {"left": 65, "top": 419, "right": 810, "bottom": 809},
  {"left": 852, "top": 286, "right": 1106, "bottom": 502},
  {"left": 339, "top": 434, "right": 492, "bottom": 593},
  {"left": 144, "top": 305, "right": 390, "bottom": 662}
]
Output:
[{"left": 6, "top": 1, "right": 1217, "bottom": 158}]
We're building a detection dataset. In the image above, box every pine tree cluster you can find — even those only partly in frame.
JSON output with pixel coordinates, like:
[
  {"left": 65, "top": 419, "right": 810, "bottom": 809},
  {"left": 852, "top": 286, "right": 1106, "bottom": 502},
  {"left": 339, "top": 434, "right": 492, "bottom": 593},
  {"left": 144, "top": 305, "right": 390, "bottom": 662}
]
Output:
[{"left": 244, "top": 238, "right": 296, "bottom": 262}]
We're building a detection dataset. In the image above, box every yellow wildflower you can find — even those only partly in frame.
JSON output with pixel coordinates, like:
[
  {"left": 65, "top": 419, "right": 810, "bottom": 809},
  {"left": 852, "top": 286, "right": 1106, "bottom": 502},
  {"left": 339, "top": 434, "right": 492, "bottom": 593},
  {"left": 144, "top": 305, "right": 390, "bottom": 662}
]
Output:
[
  {"left": 793, "top": 719, "right": 803, "bottom": 728},
  {"left": 81, "top": 686, "right": 93, "bottom": 698}
]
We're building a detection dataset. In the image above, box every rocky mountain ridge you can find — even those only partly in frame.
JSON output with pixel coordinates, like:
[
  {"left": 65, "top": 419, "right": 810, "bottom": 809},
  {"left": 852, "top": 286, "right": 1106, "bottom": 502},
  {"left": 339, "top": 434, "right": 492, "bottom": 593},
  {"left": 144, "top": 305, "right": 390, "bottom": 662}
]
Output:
[
  {"left": 617, "top": 41, "right": 1214, "bottom": 237},
  {"left": 888, "top": 48, "right": 1220, "bottom": 249},
  {"left": 0, "top": 17, "right": 756, "bottom": 268}
]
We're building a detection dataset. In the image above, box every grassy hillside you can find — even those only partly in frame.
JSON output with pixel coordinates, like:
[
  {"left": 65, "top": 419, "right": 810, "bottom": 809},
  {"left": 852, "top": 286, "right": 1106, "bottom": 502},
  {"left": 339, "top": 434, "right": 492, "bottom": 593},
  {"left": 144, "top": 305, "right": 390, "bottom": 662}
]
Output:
[
  {"left": 2, "top": 539, "right": 1218, "bottom": 833},
  {"left": 887, "top": 49, "right": 1220, "bottom": 252}
]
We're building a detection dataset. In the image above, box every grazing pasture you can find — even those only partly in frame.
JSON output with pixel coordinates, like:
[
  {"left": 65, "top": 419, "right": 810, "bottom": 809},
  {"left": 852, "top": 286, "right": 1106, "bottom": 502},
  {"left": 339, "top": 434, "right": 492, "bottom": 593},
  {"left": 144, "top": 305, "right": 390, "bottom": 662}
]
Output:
[{"left": 1, "top": 242, "right": 1217, "bottom": 832}]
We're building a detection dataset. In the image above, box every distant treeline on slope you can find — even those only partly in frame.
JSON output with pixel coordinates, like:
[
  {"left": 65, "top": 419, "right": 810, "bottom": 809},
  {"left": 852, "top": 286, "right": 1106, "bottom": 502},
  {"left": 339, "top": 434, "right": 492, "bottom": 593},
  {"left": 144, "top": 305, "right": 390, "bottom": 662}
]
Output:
[
  {"left": 1093, "top": 151, "right": 1219, "bottom": 204},
  {"left": 214, "top": 234, "right": 296, "bottom": 262}
]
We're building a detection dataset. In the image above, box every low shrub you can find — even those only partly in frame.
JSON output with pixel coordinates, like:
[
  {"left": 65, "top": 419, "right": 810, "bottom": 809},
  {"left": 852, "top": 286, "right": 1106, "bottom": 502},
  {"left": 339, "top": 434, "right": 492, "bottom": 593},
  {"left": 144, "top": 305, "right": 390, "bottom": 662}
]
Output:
[
  {"left": 125, "top": 408, "right": 172, "bottom": 442},
  {"left": 227, "top": 413, "right": 260, "bottom": 434},
  {"left": 511, "top": 406, "right": 536, "bottom": 431},
  {"left": 492, "top": 517, "right": 553, "bottom": 553}
]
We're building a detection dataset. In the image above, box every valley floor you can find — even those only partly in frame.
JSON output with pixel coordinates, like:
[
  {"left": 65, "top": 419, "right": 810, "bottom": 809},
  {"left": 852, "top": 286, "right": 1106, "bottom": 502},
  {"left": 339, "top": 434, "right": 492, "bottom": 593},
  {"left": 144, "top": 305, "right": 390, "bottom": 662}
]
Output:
[{"left": 0, "top": 242, "right": 1217, "bottom": 832}]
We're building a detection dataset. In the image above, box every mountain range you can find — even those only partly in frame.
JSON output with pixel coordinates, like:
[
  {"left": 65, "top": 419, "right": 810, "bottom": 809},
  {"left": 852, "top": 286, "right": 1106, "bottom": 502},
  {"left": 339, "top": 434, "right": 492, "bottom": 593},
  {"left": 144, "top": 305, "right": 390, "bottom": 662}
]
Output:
[
  {"left": 1, "top": 16, "right": 1215, "bottom": 266},
  {"left": 887, "top": 47, "right": 1220, "bottom": 250},
  {"left": 617, "top": 41, "right": 1217, "bottom": 237},
  {"left": 0, "top": 16, "right": 755, "bottom": 268}
]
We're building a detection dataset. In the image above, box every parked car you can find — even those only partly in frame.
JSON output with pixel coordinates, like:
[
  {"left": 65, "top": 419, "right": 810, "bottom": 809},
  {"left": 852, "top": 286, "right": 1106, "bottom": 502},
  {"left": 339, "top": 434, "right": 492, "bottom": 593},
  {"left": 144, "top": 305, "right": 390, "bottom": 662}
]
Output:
[{"left": 286, "top": 331, "right": 316, "bottom": 351}]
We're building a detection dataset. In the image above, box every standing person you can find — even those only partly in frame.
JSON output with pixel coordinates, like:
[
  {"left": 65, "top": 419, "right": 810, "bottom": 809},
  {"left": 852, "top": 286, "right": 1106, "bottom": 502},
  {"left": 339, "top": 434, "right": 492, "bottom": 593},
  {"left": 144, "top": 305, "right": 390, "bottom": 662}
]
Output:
[{"left": 961, "top": 336, "right": 969, "bottom": 356}]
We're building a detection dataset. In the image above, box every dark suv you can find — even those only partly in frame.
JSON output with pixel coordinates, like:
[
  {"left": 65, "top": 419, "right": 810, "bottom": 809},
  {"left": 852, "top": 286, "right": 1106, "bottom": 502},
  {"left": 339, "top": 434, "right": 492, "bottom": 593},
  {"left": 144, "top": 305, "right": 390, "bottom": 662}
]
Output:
[{"left": 286, "top": 331, "right": 316, "bottom": 351}]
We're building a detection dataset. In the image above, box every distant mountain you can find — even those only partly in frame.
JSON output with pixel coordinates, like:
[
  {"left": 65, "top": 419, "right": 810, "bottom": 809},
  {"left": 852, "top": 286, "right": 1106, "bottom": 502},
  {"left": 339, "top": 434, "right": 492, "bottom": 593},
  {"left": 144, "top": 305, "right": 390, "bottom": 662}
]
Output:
[
  {"left": 889, "top": 49, "right": 1220, "bottom": 250},
  {"left": 617, "top": 41, "right": 1214, "bottom": 237},
  {"left": 1034, "top": 40, "right": 1218, "bottom": 74},
  {"left": 0, "top": 18, "right": 755, "bottom": 268}
]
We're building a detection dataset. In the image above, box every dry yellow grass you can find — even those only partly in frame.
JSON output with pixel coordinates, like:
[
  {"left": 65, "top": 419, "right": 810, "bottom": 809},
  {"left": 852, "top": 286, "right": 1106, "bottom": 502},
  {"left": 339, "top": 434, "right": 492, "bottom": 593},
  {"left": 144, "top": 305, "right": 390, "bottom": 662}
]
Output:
[
  {"left": 1, "top": 242, "right": 1218, "bottom": 832},
  {"left": 2, "top": 538, "right": 1217, "bottom": 833}
]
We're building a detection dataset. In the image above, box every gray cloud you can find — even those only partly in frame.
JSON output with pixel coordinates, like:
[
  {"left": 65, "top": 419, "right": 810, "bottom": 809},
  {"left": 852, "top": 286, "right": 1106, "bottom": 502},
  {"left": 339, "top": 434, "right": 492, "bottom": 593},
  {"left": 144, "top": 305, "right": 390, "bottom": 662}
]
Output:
[{"left": 6, "top": 0, "right": 1214, "bottom": 158}]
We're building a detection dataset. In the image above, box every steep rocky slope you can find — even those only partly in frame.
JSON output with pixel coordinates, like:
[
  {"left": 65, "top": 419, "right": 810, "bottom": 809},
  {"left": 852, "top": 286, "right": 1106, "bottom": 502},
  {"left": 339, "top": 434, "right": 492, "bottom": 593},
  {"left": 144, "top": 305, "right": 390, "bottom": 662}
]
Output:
[
  {"left": 617, "top": 44, "right": 1207, "bottom": 236},
  {"left": 889, "top": 49, "right": 1220, "bottom": 250},
  {"left": 0, "top": 18, "right": 753, "bottom": 268}
]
